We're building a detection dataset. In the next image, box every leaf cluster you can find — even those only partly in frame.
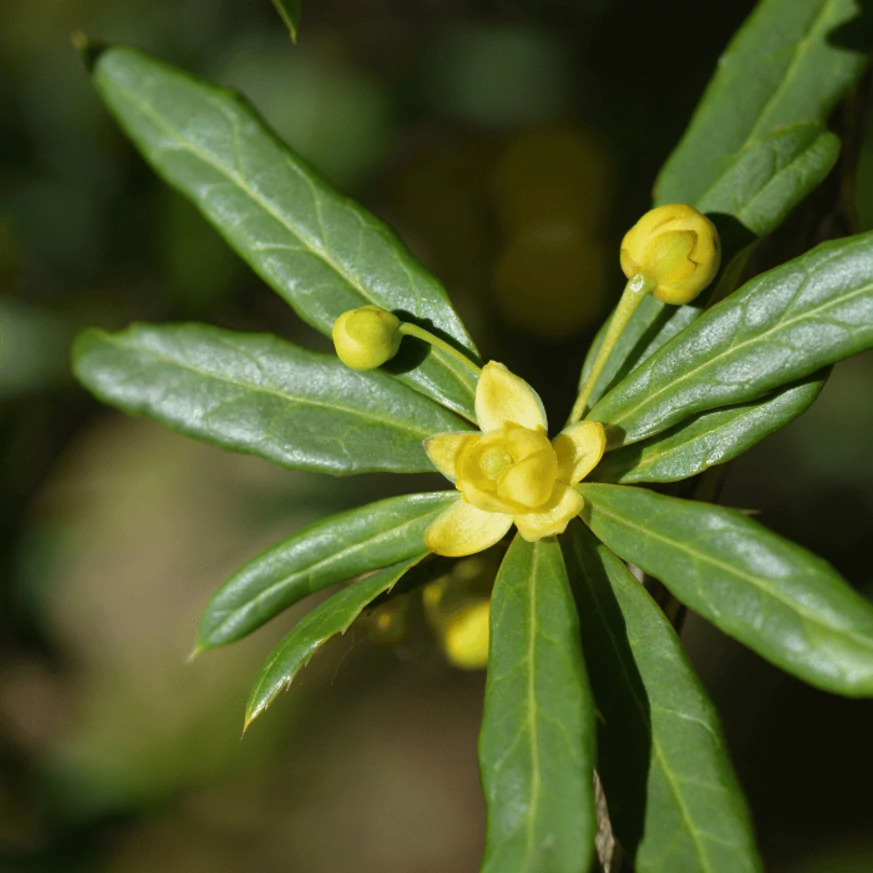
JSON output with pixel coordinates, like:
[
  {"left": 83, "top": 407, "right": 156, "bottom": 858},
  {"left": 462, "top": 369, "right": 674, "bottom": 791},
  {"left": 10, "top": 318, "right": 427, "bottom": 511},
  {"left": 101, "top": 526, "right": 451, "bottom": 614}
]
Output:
[{"left": 72, "top": 2, "right": 873, "bottom": 870}]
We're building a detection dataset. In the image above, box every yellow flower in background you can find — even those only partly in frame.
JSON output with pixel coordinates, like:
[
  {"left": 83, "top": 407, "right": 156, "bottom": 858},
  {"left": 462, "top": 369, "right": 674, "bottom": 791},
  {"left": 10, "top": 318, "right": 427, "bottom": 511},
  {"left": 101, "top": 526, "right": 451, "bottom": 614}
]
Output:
[
  {"left": 620, "top": 203, "right": 720, "bottom": 305},
  {"left": 443, "top": 599, "right": 491, "bottom": 670},
  {"left": 424, "top": 361, "right": 605, "bottom": 556},
  {"left": 491, "top": 126, "right": 612, "bottom": 340}
]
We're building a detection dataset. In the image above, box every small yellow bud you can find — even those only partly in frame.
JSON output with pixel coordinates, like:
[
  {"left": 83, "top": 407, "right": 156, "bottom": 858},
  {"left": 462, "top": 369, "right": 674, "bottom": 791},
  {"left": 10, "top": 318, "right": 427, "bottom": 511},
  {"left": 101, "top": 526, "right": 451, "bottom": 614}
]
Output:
[
  {"left": 443, "top": 599, "right": 490, "bottom": 670},
  {"left": 620, "top": 204, "right": 720, "bottom": 305},
  {"left": 331, "top": 306, "right": 402, "bottom": 370}
]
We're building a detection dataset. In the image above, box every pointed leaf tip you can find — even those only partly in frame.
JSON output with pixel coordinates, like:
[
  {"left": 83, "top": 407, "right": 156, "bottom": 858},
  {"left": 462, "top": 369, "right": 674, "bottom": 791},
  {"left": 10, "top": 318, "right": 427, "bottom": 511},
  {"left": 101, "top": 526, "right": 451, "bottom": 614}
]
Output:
[
  {"left": 71, "top": 31, "right": 107, "bottom": 72},
  {"left": 270, "top": 0, "right": 302, "bottom": 42},
  {"left": 187, "top": 641, "right": 206, "bottom": 664},
  {"left": 244, "top": 559, "right": 422, "bottom": 726},
  {"left": 241, "top": 709, "right": 259, "bottom": 736}
]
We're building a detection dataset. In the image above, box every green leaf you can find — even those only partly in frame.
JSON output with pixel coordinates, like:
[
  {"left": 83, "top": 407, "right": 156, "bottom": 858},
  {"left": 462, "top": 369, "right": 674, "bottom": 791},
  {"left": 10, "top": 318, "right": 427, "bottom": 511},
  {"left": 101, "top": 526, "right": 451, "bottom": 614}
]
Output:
[
  {"left": 562, "top": 523, "right": 762, "bottom": 873},
  {"left": 593, "top": 373, "right": 825, "bottom": 484},
  {"left": 73, "top": 323, "right": 471, "bottom": 475},
  {"left": 271, "top": 0, "right": 301, "bottom": 41},
  {"left": 245, "top": 558, "right": 421, "bottom": 728},
  {"left": 579, "top": 0, "right": 866, "bottom": 406},
  {"left": 479, "top": 536, "right": 596, "bottom": 873},
  {"left": 88, "top": 44, "right": 478, "bottom": 420},
  {"left": 656, "top": 0, "right": 866, "bottom": 206},
  {"left": 590, "top": 233, "right": 873, "bottom": 448},
  {"left": 197, "top": 491, "right": 457, "bottom": 650},
  {"left": 693, "top": 123, "right": 840, "bottom": 237},
  {"left": 579, "top": 483, "right": 873, "bottom": 697}
]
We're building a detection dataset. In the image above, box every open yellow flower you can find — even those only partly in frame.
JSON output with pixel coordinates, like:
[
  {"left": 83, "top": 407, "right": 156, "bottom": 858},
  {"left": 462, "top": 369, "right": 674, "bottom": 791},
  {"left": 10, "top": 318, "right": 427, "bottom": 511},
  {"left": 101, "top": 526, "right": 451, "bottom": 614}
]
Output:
[{"left": 424, "top": 361, "right": 606, "bottom": 557}]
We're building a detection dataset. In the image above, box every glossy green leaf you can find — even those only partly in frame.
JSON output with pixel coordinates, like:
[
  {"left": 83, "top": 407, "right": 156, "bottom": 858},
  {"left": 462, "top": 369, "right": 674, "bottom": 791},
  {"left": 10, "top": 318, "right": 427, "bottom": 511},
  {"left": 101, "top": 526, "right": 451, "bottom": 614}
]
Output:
[
  {"left": 271, "top": 0, "right": 301, "bottom": 41},
  {"left": 656, "top": 0, "right": 866, "bottom": 206},
  {"left": 590, "top": 233, "right": 873, "bottom": 448},
  {"left": 73, "top": 323, "right": 471, "bottom": 475},
  {"left": 593, "top": 373, "right": 825, "bottom": 484},
  {"left": 197, "top": 491, "right": 456, "bottom": 650},
  {"left": 562, "top": 523, "right": 762, "bottom": 873},
  {"left": 579, "top": 484, "right": 873, "bottom": 697},
  {"left": 579, "top": 0, "right": 866, "bottom": 407},
  {"left": 89, "top": 44, "right": 478, "bottom": 420},
  {"left": 479, "top": 536, "right": 596, "bottom": 873},
  {"left": 245, "top": 558, "right": 421, "bottom": 728}
]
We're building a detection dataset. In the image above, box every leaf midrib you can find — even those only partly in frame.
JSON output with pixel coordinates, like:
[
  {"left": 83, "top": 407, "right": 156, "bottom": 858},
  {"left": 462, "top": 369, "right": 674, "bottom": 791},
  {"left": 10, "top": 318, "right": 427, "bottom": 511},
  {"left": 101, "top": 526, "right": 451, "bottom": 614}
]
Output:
[
  {"left": 586, "top": 493, "right": 873, "bottom": 653},
  {"left": 616, "top": 397, "right": 784, "bottom": 477},
  {"left": 524, "top": 543, "right": 543, "bottom": 868},
  {"left": 99, "top": 331, "right": 443, "bottom": 438}
]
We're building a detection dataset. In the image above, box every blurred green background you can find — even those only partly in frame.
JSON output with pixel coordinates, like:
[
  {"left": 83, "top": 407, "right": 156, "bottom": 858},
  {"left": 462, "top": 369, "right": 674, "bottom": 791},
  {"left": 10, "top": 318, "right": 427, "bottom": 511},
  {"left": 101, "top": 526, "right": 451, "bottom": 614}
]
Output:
[{"left": 2, "top": 1, "right": 873, "bottom": 870}]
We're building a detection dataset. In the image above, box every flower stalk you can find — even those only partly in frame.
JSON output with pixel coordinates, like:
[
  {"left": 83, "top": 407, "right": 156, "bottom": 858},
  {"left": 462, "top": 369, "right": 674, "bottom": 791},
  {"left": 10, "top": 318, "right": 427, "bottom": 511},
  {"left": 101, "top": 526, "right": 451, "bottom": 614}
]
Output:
[
  {"left": 569, "top": 203, "right": 721, "bottom": 424},
  {"left": 568, "top": 273, "right": 656, "bottom": 424},
  {"left": 396, "top": 322, "right": 482, "bottom": 377}
]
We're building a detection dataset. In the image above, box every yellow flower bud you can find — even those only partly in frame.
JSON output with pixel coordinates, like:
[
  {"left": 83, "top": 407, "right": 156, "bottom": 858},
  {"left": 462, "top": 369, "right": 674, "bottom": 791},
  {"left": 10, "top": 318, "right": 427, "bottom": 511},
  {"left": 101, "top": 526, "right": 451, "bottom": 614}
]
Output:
[
  {"left": 620, "top": 204, "right": 720, "bottom": 305},
  {"left": 443, "top": 599, "right": 490, "bottom": 670},
  {"left": 331, "top": 306, "right": 402, "bottom": 370}
]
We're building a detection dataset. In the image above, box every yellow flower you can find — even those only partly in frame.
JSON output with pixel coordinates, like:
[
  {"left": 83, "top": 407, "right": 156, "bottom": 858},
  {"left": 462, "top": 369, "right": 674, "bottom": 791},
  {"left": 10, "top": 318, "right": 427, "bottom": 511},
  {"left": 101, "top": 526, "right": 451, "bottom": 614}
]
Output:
[
  {"left": 443, "top": 599, "right": 491, "bottom": 670},
  {"left": 620, "top": 203, "right": 720, "bottom": 305},
  {"left": 424, "top": 361, "right": 606, "bottom": 556}
]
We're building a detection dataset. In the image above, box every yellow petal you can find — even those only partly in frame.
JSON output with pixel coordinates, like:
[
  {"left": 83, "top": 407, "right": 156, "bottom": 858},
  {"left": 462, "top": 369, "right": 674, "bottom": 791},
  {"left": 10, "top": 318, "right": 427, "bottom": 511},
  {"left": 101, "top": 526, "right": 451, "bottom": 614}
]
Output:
[
  {"left": 503, "top": 422, "right": 552, "bottom": 461},
  {"left": 424, "top": 497, "right": 514, "bottom": 557},
  {"left": 425, "top": 432, "right": 475, "bottom": 482},
  {"left": 553, "top": 420, "right": 606, "bottom": 484},
  {"left": 459, "top": 478, "right": 517, "bottom": 514},
  {"left": 475, "top": 361, "right": 547, "bottom": 433},
  {"left": 514, "top": 486, "right": 584, "bottom": 541},
  {"left": 497, "top": 449, "right": 558, "bottom": 509}
]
